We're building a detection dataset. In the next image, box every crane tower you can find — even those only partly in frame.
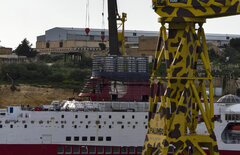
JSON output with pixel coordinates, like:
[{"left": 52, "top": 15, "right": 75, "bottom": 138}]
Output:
[{"left": 143, "top": 0, "right": 240, "bottom": 154}]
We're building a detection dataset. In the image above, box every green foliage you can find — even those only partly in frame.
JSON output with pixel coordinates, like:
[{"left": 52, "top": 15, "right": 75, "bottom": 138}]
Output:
[
  {"left": 14, "top": 38, "right": 37, "bottom": 58},
  {"left": 230, "top": 38, "right": 240, "bottom": 50},
  {"left": 48, "top": 72, "right": 65, "bottom": 82},
  {"left": 223, "top": 47, "right": 240, "bottom": 64},
  {"left": 147, "top": 62, "right": 167, "bottom": 77},
  {"left": 99, "top": 43, "right": 106, "bottom": 51},
  {"left": 38, "top": 54, "right": 64, "bottom": 63},
  {"left": 0, "top": 62, "right": 91, "bottom": 90},
  {"left": 69, "top": 69, "right": 89, "bottom": 81}
]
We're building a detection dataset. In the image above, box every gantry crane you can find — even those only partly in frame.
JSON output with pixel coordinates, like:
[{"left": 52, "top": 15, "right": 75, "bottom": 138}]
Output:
[{"left": 143, "top": 0, "right": 240, "bottom": 154}]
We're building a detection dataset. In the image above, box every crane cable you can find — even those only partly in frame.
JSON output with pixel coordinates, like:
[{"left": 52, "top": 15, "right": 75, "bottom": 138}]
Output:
[
  {"left": 85, "top": 0, "right": 90, "bottom": 35},
  {"left": 85, "top": 0, "right": 90, "bottom": 28},
  {"left": 102, "top": 0, "right": 105, "bottom": 30},
  {"left": 101, "top": 0, "right": 105, "bottom": 42}
]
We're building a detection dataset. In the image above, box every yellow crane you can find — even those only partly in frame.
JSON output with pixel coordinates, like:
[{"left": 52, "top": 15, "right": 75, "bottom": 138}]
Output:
[
  {"left": 143, "top": 0, "right": 240, "bottom": 154},
  {"left": 117, "top": 12, "right": 127, "bottom": 56}
]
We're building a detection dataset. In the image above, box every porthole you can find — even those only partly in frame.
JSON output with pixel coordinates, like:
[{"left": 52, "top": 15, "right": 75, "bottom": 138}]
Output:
[
  {"left": 74, "top": 136, "right": 79, "bottom": 141},
  {"left": 106, "top": 136, "right": 111, "bottom": 141},
  {"left": 66, "top": 136, "right": 71, "bottom": 141}
]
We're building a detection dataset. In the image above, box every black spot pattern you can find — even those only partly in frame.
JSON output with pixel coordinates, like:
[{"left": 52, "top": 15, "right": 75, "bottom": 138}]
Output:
[
  {"left": 210, "top": 4, "right": 221, "bottom": 13},
  {"left": 192, "top": 0, "right": 207, "bottom": 12},
  {"left": 168, "top": 124, "right": 181, "bottom": 139},
  {"left": 186, "top": 56, "right": 190, "bottom": 68},
  {"left": 215, "top": 0, "right": 226, "bottom": 5},
  {"left": 162, "top": 6, "right": 175, "bottom": 15},
  {"left": 189, "top": 45, "right": 194, "bottom": 55},
  {"left": 176, "top": 105, "right": 187, "bottom": 114},
  {"left": 172, "top": 67, "right": 183, "bottom": 77},
  {"left": 168, "top": 30, "right": 178, "bottom": 39},
  {"left": 177, "top": 8, "right": 195, "bottom": 17},
  {"left": 171, "top": 102, "right": 177, "bottom": 113},
  {"left": 226, "top": 1, "right": 239, "bottom": 14}
]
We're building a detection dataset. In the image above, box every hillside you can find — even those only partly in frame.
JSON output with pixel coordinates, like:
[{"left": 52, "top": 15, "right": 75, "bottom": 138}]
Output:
[{"left": 0, "top": 85, "right": 77, "bottom": 108}]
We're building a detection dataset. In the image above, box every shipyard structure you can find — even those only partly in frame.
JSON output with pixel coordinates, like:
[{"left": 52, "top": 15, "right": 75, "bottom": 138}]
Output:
[{"left": 36, "top": 27, "right": 240, "bottom": 57}]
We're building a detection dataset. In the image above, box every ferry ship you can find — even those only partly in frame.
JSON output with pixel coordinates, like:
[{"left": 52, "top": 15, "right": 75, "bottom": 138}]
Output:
[{"left": 1, "top": 56, "right": 240, "bottom": 155}]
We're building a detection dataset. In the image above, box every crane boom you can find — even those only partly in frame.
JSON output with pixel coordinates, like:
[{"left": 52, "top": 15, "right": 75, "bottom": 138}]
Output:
[{"left": 108, "top": 0, "right": 121, "bottom": 55}]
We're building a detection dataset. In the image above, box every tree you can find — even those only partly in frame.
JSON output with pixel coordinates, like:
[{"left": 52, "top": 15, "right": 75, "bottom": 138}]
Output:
[
  {"left": 230, "top": 38, "right": 240, "bottom": 50},
  {"left": 14, "top": 38, "right": 37, "bottom": 58},
  {"left": 99, "top": 43, "right": 106, "bottom": 51}
]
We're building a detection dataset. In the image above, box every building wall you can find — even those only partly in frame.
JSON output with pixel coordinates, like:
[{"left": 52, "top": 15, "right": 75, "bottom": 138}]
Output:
[{"left": 0, "top": 47, "right": 12, "bottom": 55}]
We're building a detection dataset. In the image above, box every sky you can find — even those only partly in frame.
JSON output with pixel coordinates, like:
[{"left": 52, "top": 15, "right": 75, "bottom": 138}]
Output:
[{"left": 1, "top": 0, "right": 240, "bottom": 49}]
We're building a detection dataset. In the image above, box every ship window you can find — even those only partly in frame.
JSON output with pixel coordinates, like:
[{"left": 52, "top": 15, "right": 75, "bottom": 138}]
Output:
[
  {"left": 122, "top": 125, "right": 124, "bottom": 129},
  {"left": 81, "top": 146, "right": 88, "bottom": 154},
  {"left": 109, "top": 125, "right": 112, "bottom": 129},
  {"left": 129, "top": 147, "right": 135, "bottom": 154},
  {"left": 113, "top": 147, "right": 120, "bottom": 154},
  {"left": 61, "top": 115, "right": 64, "bottom": 118},
  {"left": 74, "top": 125, "right": 77, "bottom": 128},
  {"left": 59, "top": 42, "right": 63, "bottom": 48},
  {"left": 31, "top": 121, "right": 34, "bottom": 124},
  {"left": 74, "top": 136, "right": 79, "bottom": 141},
  {"left": 132, "top": 115, "right": 135, "bottom": 119},
  {"left": 105, "top": 146, "right": 112, "bottom": 154},
  {"left": 137, "top": 146, "right": 143, "bottom": 154},
  {"left": 122, "top": 115, "right": 125, "bottom": 119},
  {"left": 99, "top": 115, "right": 102, "bottom": 119},
  {"left": 112, "top": 94, "right": 118, "bottom": 101},
  {"left": 145, "top": 125, "right": 148, "bottom": 129},
  {"left": 57, "top": 146, "right": 64, "bottom": 154},
  {"left": 10, "top": 124, "right": 13, "bottom": 128},
  {"left": 109, "top": 115, "right": 112, "bottom": 119},
  {"left": 24, "top": 125, "right": 27, "bottom": 128},
  {"left": 99, "top": 125, "right": 101, "bottom": 129},
  {"left": 98, "top": 136, "right": 103, "bottom": 141},
  {"left": 90, "top": 136, "right": 95, "bottom": 141},
  {"left": 82, "top": 136, "right": 87, "bottom": 141},
  {"left": 86, "top": 125, "right": 88, "bottom": 128},
  {"left": 10, "top": 107, "right": 14, "bottom": 113},
  {"left": 106, "top": 136, "right": 111, "bottom": 141},
  {"left": 133, "top": 125, "right": 136, "bottom": 129},
  {"left": 75, "top": 115, "right": 78, "bottom": 118},
  {"left": 61, "top": 125, "right": 64, "bottom": 128},
  {"left": 121, "top": 147, "right": 127, "bottom": 154},
  {"left": 46, "top": 42, "right": 50, "bottom": 48},
  {"left": 89, "top": 146, "right": 96, "bottom": 154},
  {"left": 85, "top": 115, "right": 88, "bottom": 119},
  {"left": 0, "top": 125, "right": 2, "bottom": 128},
  {"left": 65, "top": 146, "right": 72, "bottom": 154},
  {"left": 168, "top": 146, "right": 174, "bottom": 153},
  {"left": 66, "top": 136, "right": 71, "bottom": 141},
  {"left": 142, "top": 95, "right": 149, "bottom": 102},
  {"left": 73, "top": 146, "right": 80, "bottom": 154},
  {"left": 97, "top": 146, "right": 104, "bottom": 154},
  {"left": 133, "top": 32, "right": 137, "bottom": 36},
  {"left": 145, "top": 115, "right": 148, "bottom": 119}
]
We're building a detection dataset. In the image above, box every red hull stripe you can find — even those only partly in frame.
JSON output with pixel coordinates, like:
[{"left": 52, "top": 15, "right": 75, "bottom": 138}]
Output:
[{"left": 0, "top": 145, "right": 238, "bottom": 155}]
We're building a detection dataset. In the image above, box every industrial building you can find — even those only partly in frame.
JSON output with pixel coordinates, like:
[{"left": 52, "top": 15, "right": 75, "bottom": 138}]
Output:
[{"left": 36, "top": 27, "right": 240, "bottom": 56}]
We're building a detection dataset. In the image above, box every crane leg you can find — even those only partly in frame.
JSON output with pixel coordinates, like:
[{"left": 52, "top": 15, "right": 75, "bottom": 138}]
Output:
[{"left": 142, "top": 19, "right": 219, "bottom": 155}]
